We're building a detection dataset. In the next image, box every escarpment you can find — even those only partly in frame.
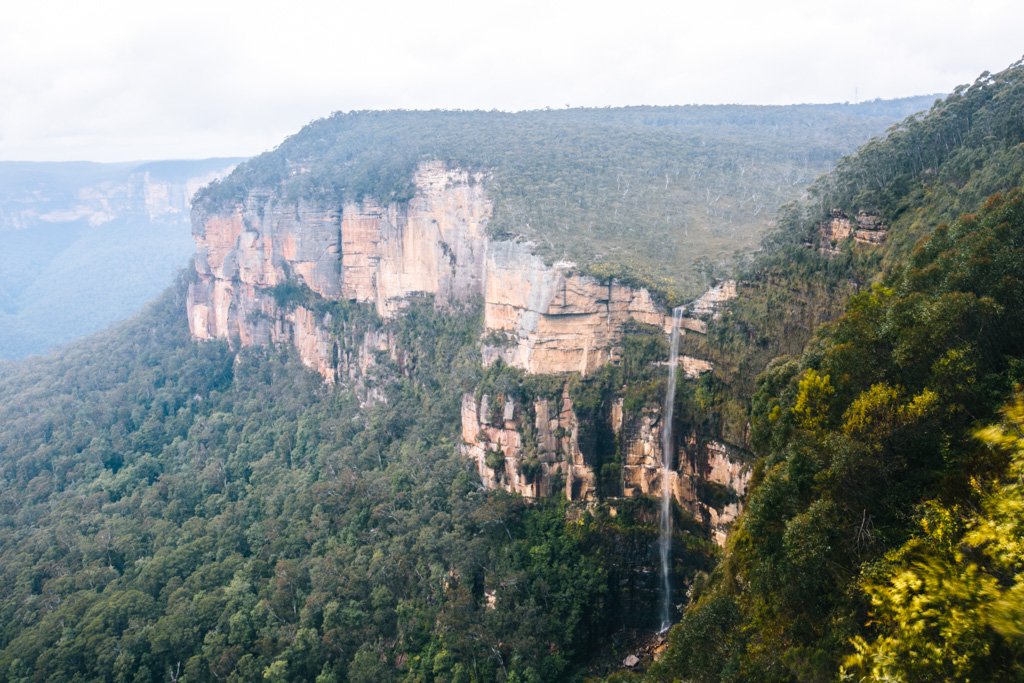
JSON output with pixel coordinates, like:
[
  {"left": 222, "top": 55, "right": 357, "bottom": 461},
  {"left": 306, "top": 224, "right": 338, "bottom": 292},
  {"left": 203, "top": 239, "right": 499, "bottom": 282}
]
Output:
[
  {"left": 818, "top": 209, "right": 888, "bottom": 253},
  {"left": 461, "top": 387, "right": 750, "bottom": 542},
  {"left": 188, "top": 162, "right": 663, "bottom": 376},
  {"left": 187, "top": 161, "right": 748, "bottom": 541},
  {"left": 460, "top": 387, "right": 597, "bottom": 501}
]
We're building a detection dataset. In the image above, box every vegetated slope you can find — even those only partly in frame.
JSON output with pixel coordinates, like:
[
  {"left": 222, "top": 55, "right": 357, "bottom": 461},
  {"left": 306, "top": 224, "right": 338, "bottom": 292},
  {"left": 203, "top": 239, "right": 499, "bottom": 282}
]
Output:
[
  {"left": 0, "top": 159, "right": 241, "bottom": 359},
  {"left": 196, "top": 99, "right": 934, "bottom": 302},
  {"left": 0, "top": 277, "right": 709, "bottom": 682},
  {"left": 643, "top": 58, "right": 1024, "bottom": 682},
  {"left": 676, "top": 57, "right": 1024, "bottom": 442}
]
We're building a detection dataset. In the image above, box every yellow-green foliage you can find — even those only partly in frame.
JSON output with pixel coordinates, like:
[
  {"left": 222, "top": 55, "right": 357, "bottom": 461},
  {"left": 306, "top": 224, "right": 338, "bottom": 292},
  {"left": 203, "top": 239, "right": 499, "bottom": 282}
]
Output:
[
  {"left": 655, "top": 185, "right": 1024, "bottom": 683},
  {"left": 841, "top": 383, "right": 901, "bottom": 438},
  {"left": 842, "top": 385, "right": 939, "bottom": 443},
  {"left": 792, "top": 369, "right": 834, "bottom": 431},
  {"left": 844, "top": 398, "right": 1024, "bottom": 682},
  {"left": 651, "top": 60, "right": 1024, "bottom": 683}
]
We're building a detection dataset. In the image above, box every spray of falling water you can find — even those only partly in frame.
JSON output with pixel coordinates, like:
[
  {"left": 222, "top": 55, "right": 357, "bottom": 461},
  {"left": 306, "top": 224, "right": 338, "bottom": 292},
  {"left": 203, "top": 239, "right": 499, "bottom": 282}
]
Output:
[{"left": 659, "top": 306, "right": 685, "bottom": 632}]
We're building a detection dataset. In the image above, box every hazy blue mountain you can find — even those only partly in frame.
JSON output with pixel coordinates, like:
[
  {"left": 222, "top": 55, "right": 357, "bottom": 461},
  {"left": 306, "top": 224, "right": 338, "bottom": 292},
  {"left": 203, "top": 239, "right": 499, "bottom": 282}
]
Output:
[{"left": 0, "top": 158, "right": 242, "bottom": 358}]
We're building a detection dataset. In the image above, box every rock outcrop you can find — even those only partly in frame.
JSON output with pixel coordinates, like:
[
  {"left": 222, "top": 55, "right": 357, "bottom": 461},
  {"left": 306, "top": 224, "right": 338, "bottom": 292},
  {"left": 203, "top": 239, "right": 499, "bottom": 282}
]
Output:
[
  {"left": 188, "top": 161, "right": 663, "bottom": 380},
  {"left": 461, "top": 383, "right": 750, "bottom": 542},
  {"left": 820, "top": 209, "right": 855, "bottom": 246},
  {"left": 460, "top": 386, "right": 596, "bottom": 501},
  {"left": 620, "top": 411, "right": 750, "bottom": 544},
  {"left": 483, "top": 246, "right": 664, "bottom": 374},
  {"left": 680, "top": 355, "right": 714, "bottom": 379},
  {"left": 673, "top": 279, "right": 737, "bottom": 336},
  {"left": 683, "top": 437, "right": 751, "bottom": 545},
  {"left": 819, "top": 209, "right": 887, "bottom": 252}
]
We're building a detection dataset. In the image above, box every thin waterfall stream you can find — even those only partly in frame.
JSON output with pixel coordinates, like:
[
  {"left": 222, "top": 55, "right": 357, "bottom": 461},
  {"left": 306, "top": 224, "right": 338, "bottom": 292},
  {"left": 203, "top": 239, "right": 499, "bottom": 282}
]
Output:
[{"left": 659, "top": 305, "right": 685, "bottom": 632}]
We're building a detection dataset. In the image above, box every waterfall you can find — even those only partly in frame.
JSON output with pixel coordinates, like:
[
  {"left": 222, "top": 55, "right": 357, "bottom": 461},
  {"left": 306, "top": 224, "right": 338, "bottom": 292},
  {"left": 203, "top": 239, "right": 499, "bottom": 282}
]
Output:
[{"left": 659, "top": 306, "right": 685, "bottom": 632}]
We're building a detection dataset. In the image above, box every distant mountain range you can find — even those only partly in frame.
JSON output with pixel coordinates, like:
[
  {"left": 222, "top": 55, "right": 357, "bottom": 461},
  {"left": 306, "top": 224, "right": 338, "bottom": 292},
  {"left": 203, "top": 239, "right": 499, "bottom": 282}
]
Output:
[{"left": 0, "top": 158, "right": 242, "bottom": 359}]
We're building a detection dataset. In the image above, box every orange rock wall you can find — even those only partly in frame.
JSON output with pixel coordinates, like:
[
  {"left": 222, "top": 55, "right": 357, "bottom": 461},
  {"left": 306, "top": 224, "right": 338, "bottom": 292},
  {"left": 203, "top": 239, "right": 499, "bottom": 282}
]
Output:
[
  {"left": 460, "top": 384, "right": 750, "bottom": 544},
  {"left": 186, "top": 159, "right": 751, "bottom": 544},
  {"left": 188, "top": 161, "right": 664, "bottom": 380}
]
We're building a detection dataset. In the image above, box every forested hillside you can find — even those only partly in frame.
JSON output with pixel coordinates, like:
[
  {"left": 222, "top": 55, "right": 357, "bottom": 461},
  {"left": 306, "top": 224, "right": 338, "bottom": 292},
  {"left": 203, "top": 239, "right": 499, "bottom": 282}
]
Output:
[
  {"left": 196, "top": 99, "right": 934, "bottom": 301},
  {"left": 0, "top": 279, "right": 712, "bottom": 682},
  {"left": 2, "top": 97, "right": 951, "bottom": 683},
  {"left": 683, "top": 59, "right": 1024, "bottom": 397},
  {"left": 643, "top": 58, "right": 1024, "bottom": 682}
]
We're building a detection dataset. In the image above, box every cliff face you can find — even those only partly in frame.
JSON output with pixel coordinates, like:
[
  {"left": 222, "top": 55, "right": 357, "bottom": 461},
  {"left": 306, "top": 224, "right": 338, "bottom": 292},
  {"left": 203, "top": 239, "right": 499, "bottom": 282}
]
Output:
[
  {"left": 188, "top": 162, "right": 663, "bottom": 377},
  {"left": 620, "top": 414, "right": 750, "bottom": 544},
  {"left": 460, "top": 387, "right": 596, "bottom": 501},
  {"left": 819, "top": 209, "right": 888, "bottom": 252},
  {"left": 460, "top": 384, "right": 750, "bottom": 542},
  {"left": 340, "top": 165, "right": 490, "bottom": 314},
  {"left": 482, "top": 244, "right": 663, "bottom": 374},
  {"left": 187, "top": 160, "right": 747, "bottom": 542}
]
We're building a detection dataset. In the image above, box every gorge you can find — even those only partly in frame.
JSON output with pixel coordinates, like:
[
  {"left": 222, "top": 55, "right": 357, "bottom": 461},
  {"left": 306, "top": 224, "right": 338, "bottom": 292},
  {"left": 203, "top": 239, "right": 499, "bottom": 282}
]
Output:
[{"left": 8, "top": 76, "right": 1023, "bottom": 681}]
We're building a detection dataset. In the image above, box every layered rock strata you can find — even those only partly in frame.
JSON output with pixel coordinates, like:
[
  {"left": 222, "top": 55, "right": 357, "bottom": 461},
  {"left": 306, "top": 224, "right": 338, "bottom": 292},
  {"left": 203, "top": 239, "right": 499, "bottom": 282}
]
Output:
[
  {"left": 819, "top": 209, "right": 887, "bottom": 252},
  {"left": 460, "top": 387, "right": 597, "bottom": 501},
  {"left": 482, "top": 246, "right": 664, "bottom": 375},
  {"left": 461, "top": 384, "right": 750, "bottom": 542},
  {"left": 188, "top": 162, "right": 663, "bottom": 380},
  {"left": 619, "top": 412, "right": 749, "bottom": 543}
]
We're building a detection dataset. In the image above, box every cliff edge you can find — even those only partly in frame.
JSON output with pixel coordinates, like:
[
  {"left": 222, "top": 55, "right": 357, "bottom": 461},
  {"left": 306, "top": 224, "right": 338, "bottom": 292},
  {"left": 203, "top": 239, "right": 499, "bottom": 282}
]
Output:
[{"left": 187, "top": 160, "right": 748, "bottom": 542}]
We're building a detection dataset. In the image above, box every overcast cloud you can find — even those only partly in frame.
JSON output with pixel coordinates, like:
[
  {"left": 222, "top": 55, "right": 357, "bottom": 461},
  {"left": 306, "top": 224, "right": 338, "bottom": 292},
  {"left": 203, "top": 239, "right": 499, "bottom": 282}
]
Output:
[{"left": 1, "top": 0, "right": 1021, "bottom": 161}]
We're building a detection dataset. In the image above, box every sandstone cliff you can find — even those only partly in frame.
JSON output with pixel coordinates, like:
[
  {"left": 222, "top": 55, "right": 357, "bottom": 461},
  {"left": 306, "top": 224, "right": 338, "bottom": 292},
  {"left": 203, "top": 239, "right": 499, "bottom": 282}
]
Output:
[
  {"left": 187, "top": 160, "right": 747, "bottom": 542},
  {"left": 460, "top": 383, "right": 749, "bottom": 542},
  {"left": 819, "top": 209, "right": 888, "bottom": 253},
  {"left": 459, "top": 272, "right": 747, "bottom": 543},
  {"left": 460, "top": 387, "right": 596, "bottom": 501},
  {"left": 188, "top": 162, "right": 663, "bottom": 378}
]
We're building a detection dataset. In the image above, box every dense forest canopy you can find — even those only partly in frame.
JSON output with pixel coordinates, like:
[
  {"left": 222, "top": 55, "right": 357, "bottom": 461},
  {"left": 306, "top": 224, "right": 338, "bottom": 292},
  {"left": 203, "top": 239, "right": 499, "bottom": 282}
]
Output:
[
  {"left": 0, "top": 279, "right": 715, "bottom": 682},
  {"left": 195, "top": 100, "right": 935, "bottom": 299},
  {"left": 681, "top": 58, "right": 1024, "bottom": 398}
]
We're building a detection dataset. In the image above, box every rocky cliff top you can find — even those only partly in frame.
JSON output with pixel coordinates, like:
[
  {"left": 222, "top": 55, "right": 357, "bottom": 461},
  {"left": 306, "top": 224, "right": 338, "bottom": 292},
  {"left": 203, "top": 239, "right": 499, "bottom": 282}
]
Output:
[
  {"left": 188, "top": 161, "right": 664, "bottom": 378},
  {"left": 195, "top": 101, "right": 934, "bottom": 302}
]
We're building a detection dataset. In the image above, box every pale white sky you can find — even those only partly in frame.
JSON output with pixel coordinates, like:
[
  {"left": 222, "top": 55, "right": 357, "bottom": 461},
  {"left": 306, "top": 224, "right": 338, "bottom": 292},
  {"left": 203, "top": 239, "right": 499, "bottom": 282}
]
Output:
[{"left": 1, "top": 0, "right": 1021, "bottom": 161}]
